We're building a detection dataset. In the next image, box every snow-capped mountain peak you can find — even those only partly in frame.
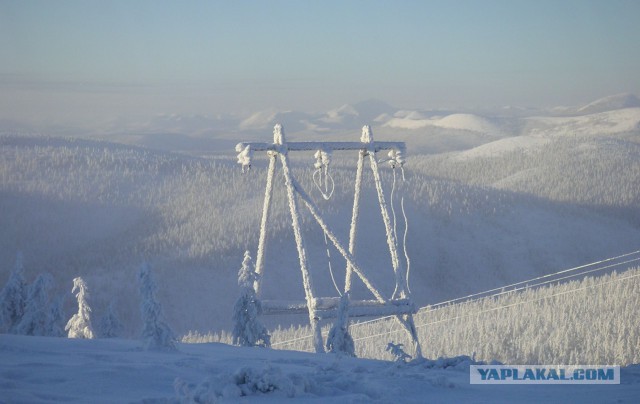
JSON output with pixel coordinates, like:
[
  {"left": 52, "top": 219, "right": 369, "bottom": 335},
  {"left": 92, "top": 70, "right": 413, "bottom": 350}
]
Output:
[{"left": 576, "top": 93, "right": 640, "bottom": 114}]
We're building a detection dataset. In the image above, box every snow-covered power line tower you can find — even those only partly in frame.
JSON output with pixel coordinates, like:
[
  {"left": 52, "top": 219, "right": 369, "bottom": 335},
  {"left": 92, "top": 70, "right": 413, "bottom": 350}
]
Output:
[{"left": 235, "top": 124, "right": 422, "bottom": 357}]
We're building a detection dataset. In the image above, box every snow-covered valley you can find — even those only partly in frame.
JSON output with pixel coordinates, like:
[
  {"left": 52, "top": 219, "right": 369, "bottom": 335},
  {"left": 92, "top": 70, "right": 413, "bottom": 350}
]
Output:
[{"left": 1, "top": 94, "right": 639, "bottom": 402}]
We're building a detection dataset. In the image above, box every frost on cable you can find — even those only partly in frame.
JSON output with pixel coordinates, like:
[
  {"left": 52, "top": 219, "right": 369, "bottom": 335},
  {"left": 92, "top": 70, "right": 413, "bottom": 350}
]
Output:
[
  {"left": 234, "top": 124, "right": 422, "bottom": 357},
  {"left": 312, "top": 149, "right": 334, "bottom": 200},
  {"left": 65, "top": 276, "right": 95, "bottom": 339},
  {"left": 138, "top": 263, "right": 177, "bottom": 351},
  {"left": 232, "top": 251, "right": 271, "bottom": 348}
]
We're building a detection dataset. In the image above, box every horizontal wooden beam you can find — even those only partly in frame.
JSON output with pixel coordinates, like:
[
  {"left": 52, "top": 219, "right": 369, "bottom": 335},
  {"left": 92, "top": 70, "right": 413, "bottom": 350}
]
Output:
[
  {"left": 236, "top": 141, "right": 406, "bottom": 153},
  {"left": 261, "top": 297, "right": 416, "bottom": 319}
]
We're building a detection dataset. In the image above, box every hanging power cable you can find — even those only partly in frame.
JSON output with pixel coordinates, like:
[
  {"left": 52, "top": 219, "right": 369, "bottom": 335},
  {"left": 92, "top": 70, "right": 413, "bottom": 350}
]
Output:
[
  {"left": 387, "top": 148, "right": 412, "bottom": 295},
  {"left": 272, "top": 250, "right": 640, "bottom": 348},
  {"left": 311, "top": 148, "right": 341, "bottom": 295},
  {"left": 312, "top": 149, "right": 335, "bottom": 200},
  {"left": 324, "top": 230, "right": 342, "bottom": 296}
]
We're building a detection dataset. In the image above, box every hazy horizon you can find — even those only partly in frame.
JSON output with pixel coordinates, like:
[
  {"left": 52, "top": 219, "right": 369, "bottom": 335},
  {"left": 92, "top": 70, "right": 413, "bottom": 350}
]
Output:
[{"left": 2, "top": 0, "right": 640, "bottom": 131}]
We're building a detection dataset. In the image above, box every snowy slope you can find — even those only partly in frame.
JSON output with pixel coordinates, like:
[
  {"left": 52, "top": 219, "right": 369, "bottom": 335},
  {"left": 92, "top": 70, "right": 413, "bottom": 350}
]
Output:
[
  {"left": 525, "top": 107, "right": 640, "bottom": 137},
  {"left": 2, "top": 95, "right": 639, "bottom": 403},
  {"left": 1, "top": 334, "right": 639, "bottom": 403},
  {"left": 576, "top": 93, "right": 640, "bottom": 114},
  {"left": 1, "top": 94, "right": 640, "bottom": 338},
  {"left": 1, "top": 127, "right": 640, "bottom": 337},
  {"left": 447, "top": 106, "right": 640, "bottom": 161},
  {"left": 321, "top": 104, "right": 359, "bottom": 124},
  {"left": 384, "top": 113, "right": 502, "bottom": 135}
]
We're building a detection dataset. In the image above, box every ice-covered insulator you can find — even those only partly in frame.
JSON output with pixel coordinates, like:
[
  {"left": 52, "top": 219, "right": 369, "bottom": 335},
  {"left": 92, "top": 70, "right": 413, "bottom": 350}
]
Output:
[
  {"left": 388, "top": 149, "right": 405, "bottom": 168},
  {"left": 314, "top": 150, "right": 323, "bottom": 169},
  {"left": 321, "top": 149, "right": 331, "bottom": 166},
  {"left": 388, "top": 149, "right": 397, "bottom": 168},
  {"left": 314, "top": 149, "right": 332, "bottom": 169},
  {"left": 236, "top": 145, "right": 253, "bottom": 173},
  {"left": 394, "top": 149, "right": 405, "bottom": 166}
]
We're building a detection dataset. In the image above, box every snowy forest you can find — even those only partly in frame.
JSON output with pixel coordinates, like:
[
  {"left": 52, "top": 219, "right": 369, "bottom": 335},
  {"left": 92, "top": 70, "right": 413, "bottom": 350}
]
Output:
[
  {"left": 4, "top": 0, "right": 640, "bottom": 399},
  {"left": 1, "top": 95, "right": 640, "bottom": 398},
  {"left": 186, "top": 265, "right": 640, "bottom": 366}
]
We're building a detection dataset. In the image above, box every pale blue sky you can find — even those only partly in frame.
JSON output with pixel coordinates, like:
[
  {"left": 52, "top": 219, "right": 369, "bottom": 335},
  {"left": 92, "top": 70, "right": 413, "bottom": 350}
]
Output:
[{"left": 1, "top": 0, "right": 639, "bottom": 125}]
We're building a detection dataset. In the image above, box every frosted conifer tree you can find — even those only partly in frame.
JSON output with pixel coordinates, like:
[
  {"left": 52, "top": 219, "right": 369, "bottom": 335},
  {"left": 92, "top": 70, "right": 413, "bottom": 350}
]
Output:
[
  {"left": 99, "top": 301, "right": 123, "bottom": 338},
  {"left": 232, "top": 251, "right": 270, "bottom": 348},
  {"left": 326, "top": 293, "right": 355, "bottom": 356},
  {"left": 65, "top": 277, "right": 95, "bottom": 339},
  {"left": 15, "top": 273, "right": 53, "bottom": 336},
  {"left": 138, "top": 263, "right": 176, "bottom": 350},
  {"left": 48, "top": 295, "right": 66, "bottom": 337},
  {"left": 0, "top": 253, "right": 27, "bottom": 333}
]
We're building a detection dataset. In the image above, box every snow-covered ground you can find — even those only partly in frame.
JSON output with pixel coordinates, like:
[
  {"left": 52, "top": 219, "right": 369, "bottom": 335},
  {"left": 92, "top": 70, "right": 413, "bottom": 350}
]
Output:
[
  {"left": 1, "top": 334, "right": 639, "bottom": 403},
  {"left": 1, "top": 93, "right": 639, "bottom": 402}
]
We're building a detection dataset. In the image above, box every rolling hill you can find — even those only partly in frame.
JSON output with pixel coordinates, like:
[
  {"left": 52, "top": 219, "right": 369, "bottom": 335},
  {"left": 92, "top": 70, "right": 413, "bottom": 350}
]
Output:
[{"left": 1, "top": 95, "right": 639, "bottom": 338}]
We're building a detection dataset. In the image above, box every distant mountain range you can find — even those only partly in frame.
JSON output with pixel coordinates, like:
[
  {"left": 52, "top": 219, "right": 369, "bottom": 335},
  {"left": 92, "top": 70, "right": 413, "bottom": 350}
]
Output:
[
  {"left": 1, "top": 94, "right": 638, "bottom": 154},
  {"left": 103, "top": 93, "right": 640, "bottom": 155},
  {"left": 575, "top": 93, "right": 640, "bottom": 114},
  {"left": 144, "top": 93, "right": 640, "bottom": 136}
]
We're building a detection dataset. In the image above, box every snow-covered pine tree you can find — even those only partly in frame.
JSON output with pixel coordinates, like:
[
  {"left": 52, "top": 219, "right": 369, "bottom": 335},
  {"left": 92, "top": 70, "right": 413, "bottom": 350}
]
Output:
[
  {"left": 99, "top": 301, "right": 123, "bottom": 338},
  {"left": 0, "top": 252, "right": 27, "bottom": 333},
  {"left": 65, "top": 277, "right": 95, "bottom": 339},
  {"left": 232, "top": 251, "right": 270, "bottom": 348},
  {"left": 326, "top": 292, "right": 355, "bottom": 356},
  {"left": 138, "top": 263, "right": 176, "bottom": 350},
  {"left": 15, "top": 273, "right": 54, "bottom": 336},
  {"left": 48, "top": 295, "right": 66, "bottom": 337}
]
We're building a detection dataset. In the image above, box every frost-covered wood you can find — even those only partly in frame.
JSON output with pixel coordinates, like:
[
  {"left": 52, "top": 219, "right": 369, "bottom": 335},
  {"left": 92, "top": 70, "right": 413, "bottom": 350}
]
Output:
[
  {"left": 326, "top": 293, "right": 355, "bottom": 356},
  {"left": 1, "top": 126, "right": 639, "bottom": 341},
  {"left": 261, "top": 298, "right": 416, "bottom": 318},
  {"left": 234, "top": 141, "right": 406, "bottom": 153},
  {"left": 253, "top": 153, "right": 277, "bottom": 296},
  {"left": 279, "top": 144, "right": 324, "bottom": 353},
  {"left": 232, "top": 251, "right": 271, "bottom": 348},
  {"left": 368, "top": 147, "right": 405, "bottom": 299},
  {"left": 344, "top": 150, "right": 365, "bottom": 293},
  {"left": 65, "top": 277, "right": 95, "bottom": 339},
  {"left": 186, "top": 267, "right": 640, "bottom": 367},
  {"left": 236, "top": 124, "right": 422, "bottom": 357},
  {"left": 290, "top": 172, "right": 386, "bottom": 303}
]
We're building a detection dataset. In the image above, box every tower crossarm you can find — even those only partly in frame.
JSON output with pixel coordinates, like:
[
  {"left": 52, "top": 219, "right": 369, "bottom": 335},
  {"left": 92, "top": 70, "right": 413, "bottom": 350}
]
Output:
[
  {"left": 233, "top": 124, "right": 422, "bottom": 358},
  {"left": 235, "top": 141, "right": 406, "bottom": 154}
]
